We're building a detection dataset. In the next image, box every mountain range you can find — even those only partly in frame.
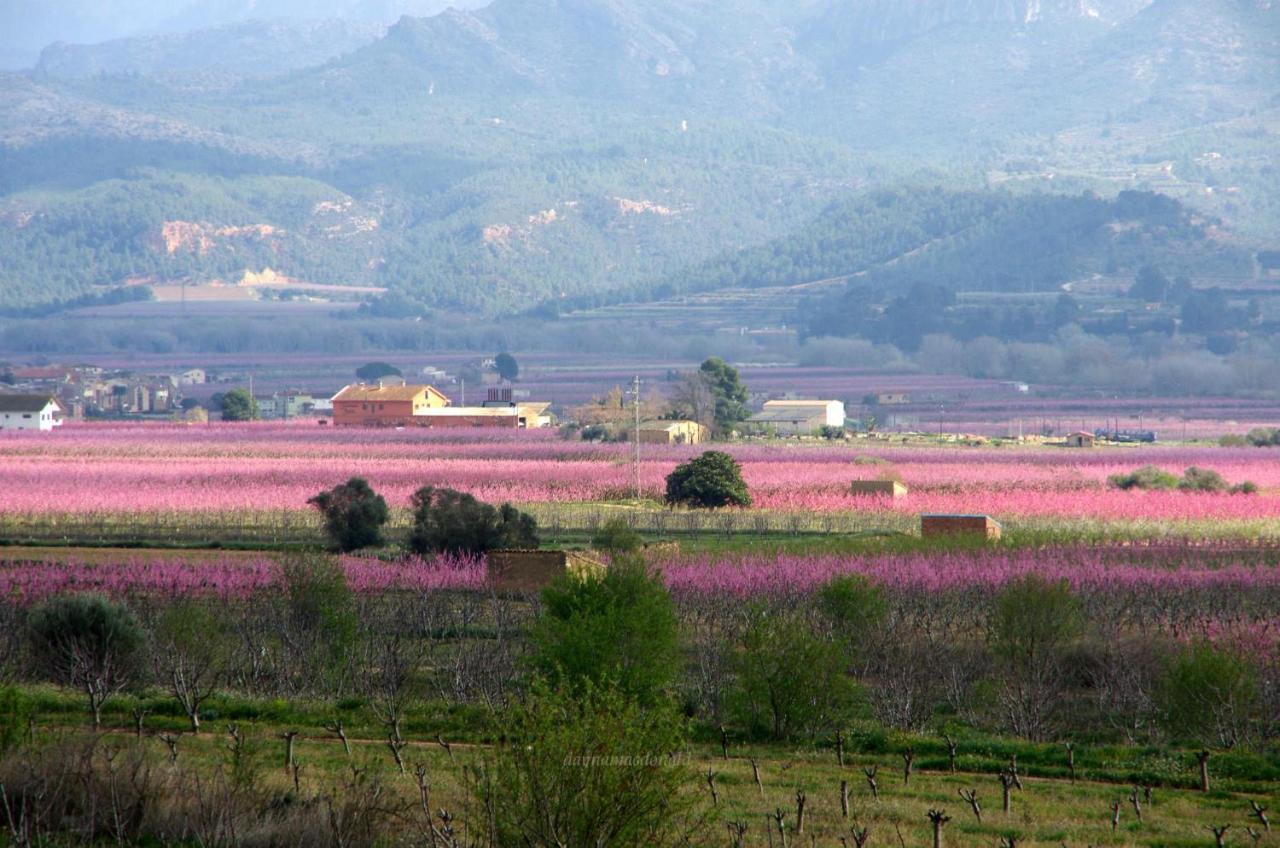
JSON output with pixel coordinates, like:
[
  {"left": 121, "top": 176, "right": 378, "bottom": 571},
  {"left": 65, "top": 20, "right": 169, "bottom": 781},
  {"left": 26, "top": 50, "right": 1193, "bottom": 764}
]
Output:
[{"left": 0, "top": 0, "right": 1276, "bottom": 312}]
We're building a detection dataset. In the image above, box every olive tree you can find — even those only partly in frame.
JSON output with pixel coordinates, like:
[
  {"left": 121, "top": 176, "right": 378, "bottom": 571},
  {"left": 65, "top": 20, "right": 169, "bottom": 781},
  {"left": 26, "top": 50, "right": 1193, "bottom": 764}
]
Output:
[{"left": 27, "top": 595, "right": 145, "bottom": 728}]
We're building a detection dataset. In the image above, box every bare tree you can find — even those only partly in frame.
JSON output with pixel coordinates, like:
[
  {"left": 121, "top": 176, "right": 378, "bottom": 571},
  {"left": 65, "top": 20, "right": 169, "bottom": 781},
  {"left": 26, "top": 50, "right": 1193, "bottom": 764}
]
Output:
[{"left": 152, "top": 600, "right": 226, "bottom": 733}]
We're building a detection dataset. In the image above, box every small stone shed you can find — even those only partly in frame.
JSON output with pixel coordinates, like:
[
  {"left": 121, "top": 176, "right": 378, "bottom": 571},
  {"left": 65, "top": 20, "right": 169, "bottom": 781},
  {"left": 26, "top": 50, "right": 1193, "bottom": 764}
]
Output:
[
  {"left": 486, "top": 549, "right": 606, "bottom": 593},
  {"left": 1064, "top": 431, "right": 1095, "bottom": 448},
  {"left": 920, "top": 514, "right": 1002, "bottom": 541},
  {"left": 850, "top": 480, "right": 908, "bottom": 499}
]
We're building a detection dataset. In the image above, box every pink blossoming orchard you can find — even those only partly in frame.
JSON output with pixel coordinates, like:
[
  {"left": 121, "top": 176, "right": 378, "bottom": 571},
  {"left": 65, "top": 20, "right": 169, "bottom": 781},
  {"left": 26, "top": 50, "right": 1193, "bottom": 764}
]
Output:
[{"left": 2, "top": 417, "right": 1280, "bottom": 843}]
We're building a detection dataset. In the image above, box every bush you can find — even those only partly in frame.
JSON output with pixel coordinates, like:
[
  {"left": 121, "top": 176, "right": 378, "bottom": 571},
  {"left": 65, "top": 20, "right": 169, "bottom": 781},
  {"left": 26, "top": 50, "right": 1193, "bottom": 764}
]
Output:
[
  {"left": 408, "top": 486, "right": 539, "bottom": 556},
  {"left": 281, "top": 554, "right": 359, "bottom": 689},
  {"left": 590, "top": 517, "right": 643, "bottom": 554},
  {"left": 531, "top": 556, "right": 679, "bottom": 705},
  {"left": 730, "top": 609, "right": 855, "bottom": 740},
  {"left": 1107, "top": 465, "right": 1180, "bottom": 491},
  {"left": 1178, "top": 466, "right": 1229, "bottom": 493},
  {"left": 27, "top": 595, "right": 145, "bottom": 728},
  {"left": 817, "top": 574, "right": 887, "bottom": 660},
  {"left": 472, "top": 681, "right": 699, "bottom": 848},
  {"left": 1157, "top": 641, "right": 1258, "bottom": 748},
  {"left": 1231, "top": 480, "right": 1259, "bottom": 495},
  {"left": 308, "top": 477, "right": 390, "bottom": 552},
  {"left": 1245, "top": 427, "right": 1280, "bottom": 447},
  {"left": 664, "top": 450, "right": 751, "bottom": 508}
]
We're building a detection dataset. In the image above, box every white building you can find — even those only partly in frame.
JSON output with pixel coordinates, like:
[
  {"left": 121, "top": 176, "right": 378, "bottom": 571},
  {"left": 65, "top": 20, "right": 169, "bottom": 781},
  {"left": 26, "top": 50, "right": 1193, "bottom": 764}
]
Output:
[
  {"left": 747, "top": 399, "right": 845, "bottom": 436},
  {"left": 0, "top": 395, "right": 64, "bottom": 431}
]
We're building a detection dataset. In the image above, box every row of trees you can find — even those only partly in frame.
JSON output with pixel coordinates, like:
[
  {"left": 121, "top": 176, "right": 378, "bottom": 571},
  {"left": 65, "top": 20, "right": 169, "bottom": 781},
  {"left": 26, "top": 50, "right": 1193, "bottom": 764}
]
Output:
[
  {"left": 309, "top": 479, "right": 539, "bottom": 554},
  {"left": 7, "top": 558, "right": 1274, "bottom": 751},
  {"left": 309, "top": 450, "right": 751, "bottom": 554}
]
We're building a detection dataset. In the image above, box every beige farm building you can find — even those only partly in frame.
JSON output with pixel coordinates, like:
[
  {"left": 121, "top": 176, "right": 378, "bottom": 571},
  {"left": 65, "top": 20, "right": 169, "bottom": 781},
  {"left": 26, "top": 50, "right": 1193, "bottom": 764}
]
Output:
[
  {"left": 637, "top": 419, "right": 706, "bottom": 445},
  {"left": 486, "top": 550, "right": 605, "bottom": 593},
  {"left": 850, "top": 480, "right": 908, "bottom": 498}
]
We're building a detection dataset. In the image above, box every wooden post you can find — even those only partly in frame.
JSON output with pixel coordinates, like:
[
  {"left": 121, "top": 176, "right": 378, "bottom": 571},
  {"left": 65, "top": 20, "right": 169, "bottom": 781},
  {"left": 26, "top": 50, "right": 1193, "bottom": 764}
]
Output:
[
  {"left": 706, "top": 768, "right": 719, "bottom": 806},
  {"left": 752, "top": 757, "right": 765, "bottom": 796},
  {"left": 721, "top": 725, "right": 730, "bottom": 760},
  {"left": 840, "top": 780, "right": 850, "bottom": 818},
  {"left": 944, "top": 734, "right": 957, "bottom": 773},
  {"left": 1110, "top": 800, "right": 1122, "bottom": 832},
  {"left": 281, "top": 730, "right": 299, "bottom": 769},
  {"left": 1064, "top": 741, "right": 1076, "bottom": 783},
  {"left": 1129, "top": 786, "right": 1143, "bottom": 823},
  {"left": 1198, "top": 750, "right": 1211, "bottom": 792},
  {"left": 795, "top": 790, "right": 806, "bottom": 834},
  {"left": 902, "top": 748, "right": 915, "bottom": 785}
]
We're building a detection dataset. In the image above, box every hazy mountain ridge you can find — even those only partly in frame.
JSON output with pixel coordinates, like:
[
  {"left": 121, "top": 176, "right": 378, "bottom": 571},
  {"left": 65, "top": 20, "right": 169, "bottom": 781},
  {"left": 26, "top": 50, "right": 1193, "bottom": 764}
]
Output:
[
  {"left": 34, "top": 19, "right": 387, "bottom": 79},
  {"left": 0, "top": 0, "right": 1276, "bottom": 311}
]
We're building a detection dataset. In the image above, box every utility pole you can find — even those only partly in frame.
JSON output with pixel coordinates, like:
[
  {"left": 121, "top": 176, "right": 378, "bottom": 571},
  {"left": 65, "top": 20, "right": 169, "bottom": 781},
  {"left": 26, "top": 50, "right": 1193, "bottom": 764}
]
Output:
[{"left": 631, "top": 375, "right": 642, "bottom": 500}]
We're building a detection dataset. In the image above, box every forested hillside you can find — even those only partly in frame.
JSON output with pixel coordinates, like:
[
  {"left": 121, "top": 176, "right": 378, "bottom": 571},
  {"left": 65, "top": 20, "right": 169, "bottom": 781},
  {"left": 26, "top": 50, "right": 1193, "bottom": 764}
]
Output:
[{"left": 0, "top": 0, "right": 1276, "bottom": 312}]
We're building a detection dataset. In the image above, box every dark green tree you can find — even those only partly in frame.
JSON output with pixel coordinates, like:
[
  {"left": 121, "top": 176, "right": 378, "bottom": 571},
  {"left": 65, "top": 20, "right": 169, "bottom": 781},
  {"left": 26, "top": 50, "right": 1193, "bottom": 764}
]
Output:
[
  {"left": 355, "top": 361, "right": 402, "bottom": 381},
  {"left": 665, "top": 450, "right": 751, "bottom": 508},
  {"left": 530, "top": 556, "right": 678, "bottom": 704},
  {"left": 308, "top": 477, "right": 390, "bottom": 552},
  {"left": 697, "top": 357, "right": 750, "bottom": 432},
  {"left": 27, "top": 594, "right": 145, "bottom": 728},
  {"left": 408, "top": 486, "right": 539, "bottom": 555},
  {"left": 494, "top": 352, "right": 519, "bottom": 382},
  {"left": 220, "top": 388, "right": 259, "bottom": 422}
]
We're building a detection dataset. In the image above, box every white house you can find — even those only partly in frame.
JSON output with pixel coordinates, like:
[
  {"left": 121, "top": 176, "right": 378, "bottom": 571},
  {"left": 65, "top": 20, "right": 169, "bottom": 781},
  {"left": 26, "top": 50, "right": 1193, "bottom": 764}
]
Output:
[
  {"left": 0, "top": 395, "right": 64, "bottom": 431},
  {"left": 747, "top": 399, "right": 845, "bottom": 436}
]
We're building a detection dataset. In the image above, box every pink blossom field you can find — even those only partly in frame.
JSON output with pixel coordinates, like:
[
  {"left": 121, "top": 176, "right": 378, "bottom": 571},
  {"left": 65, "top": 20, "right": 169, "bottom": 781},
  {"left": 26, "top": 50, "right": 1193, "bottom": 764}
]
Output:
[{"left": 1, "top": 422, "right": 1279, "bottom": 530}]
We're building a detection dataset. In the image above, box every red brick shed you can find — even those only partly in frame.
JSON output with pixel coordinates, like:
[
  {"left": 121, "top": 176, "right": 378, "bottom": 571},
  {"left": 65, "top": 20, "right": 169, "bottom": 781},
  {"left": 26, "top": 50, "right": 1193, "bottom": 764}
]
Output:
[{"left": 920, "top": 514, "right": 1002, "bottom": 541}]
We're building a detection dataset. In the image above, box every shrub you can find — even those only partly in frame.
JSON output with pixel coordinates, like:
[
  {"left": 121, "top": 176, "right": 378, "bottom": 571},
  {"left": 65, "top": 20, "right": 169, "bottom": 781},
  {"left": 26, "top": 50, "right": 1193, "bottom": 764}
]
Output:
[
  {"left": 27, "top": 595, "right": 145, "bottom": 728},
  {"left": 1178, "top": 466, "right": 1229, "bottom": 493},
  {"left": 1107, "top": 465, "right": 1180, "bottom": 491},
  {"left": 1219, "top": 434, "right": 1248, "bottom": 447},
  {"left": 472, "top": 680, "right": 699, "bottom": 848},
  {"left": 991, "top": 575, "right": 1083, "bottom": 664},
  {"left": 1157, "top": 641, "right": 1258, "bottom": 748},
  {"left": 281, "top": 554, "right": 358, "bottom": 689},
  {"left": 817, "top": 574, "right": 886, "bottom": 660},
  {"left": 1231, "top": 480, "right": 1259, "bottom": 495},
  {"left": 590, "top": 517, "right": 643, "bottom": 554},
  {"left": 730, "top": 609, "right": 855, "bottom": 740},
  {"left": 1245, "top": 427, "right": 1280, "bottom": 447},
  {"left": 989, "top": 575, "right": 1083, "bottom": 740},
  {"left": 665, "top": 450, "right": 751, "bottom": 508},
  {"left": 408, "top": 486, "right": 539, "bottom": 556},
  {"left": 531, "top": 556, "right": 679, "bottom": 705},
  {"left": 308, "top": 477, "right": 390, "bottom": 552}
]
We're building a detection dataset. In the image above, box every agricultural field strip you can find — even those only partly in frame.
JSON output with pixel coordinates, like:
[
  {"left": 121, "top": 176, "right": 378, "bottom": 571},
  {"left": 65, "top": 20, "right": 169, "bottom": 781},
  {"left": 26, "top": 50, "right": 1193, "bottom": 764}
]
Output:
[{"left": 2, "top": 425, "right": 1280, "bottom": 522}]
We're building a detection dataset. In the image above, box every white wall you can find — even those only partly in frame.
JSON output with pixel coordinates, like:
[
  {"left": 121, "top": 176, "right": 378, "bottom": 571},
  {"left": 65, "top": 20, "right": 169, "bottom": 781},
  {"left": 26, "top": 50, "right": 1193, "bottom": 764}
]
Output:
[{"left": 0, "top": 404, "right": 61, "bottom": 431}]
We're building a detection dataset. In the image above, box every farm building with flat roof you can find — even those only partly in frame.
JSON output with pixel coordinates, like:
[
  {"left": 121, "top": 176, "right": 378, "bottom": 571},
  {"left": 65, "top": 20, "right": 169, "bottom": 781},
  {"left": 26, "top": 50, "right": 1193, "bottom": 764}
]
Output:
[{"left": 921, "top": 514, "right": 1002, "bottom": 540}]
